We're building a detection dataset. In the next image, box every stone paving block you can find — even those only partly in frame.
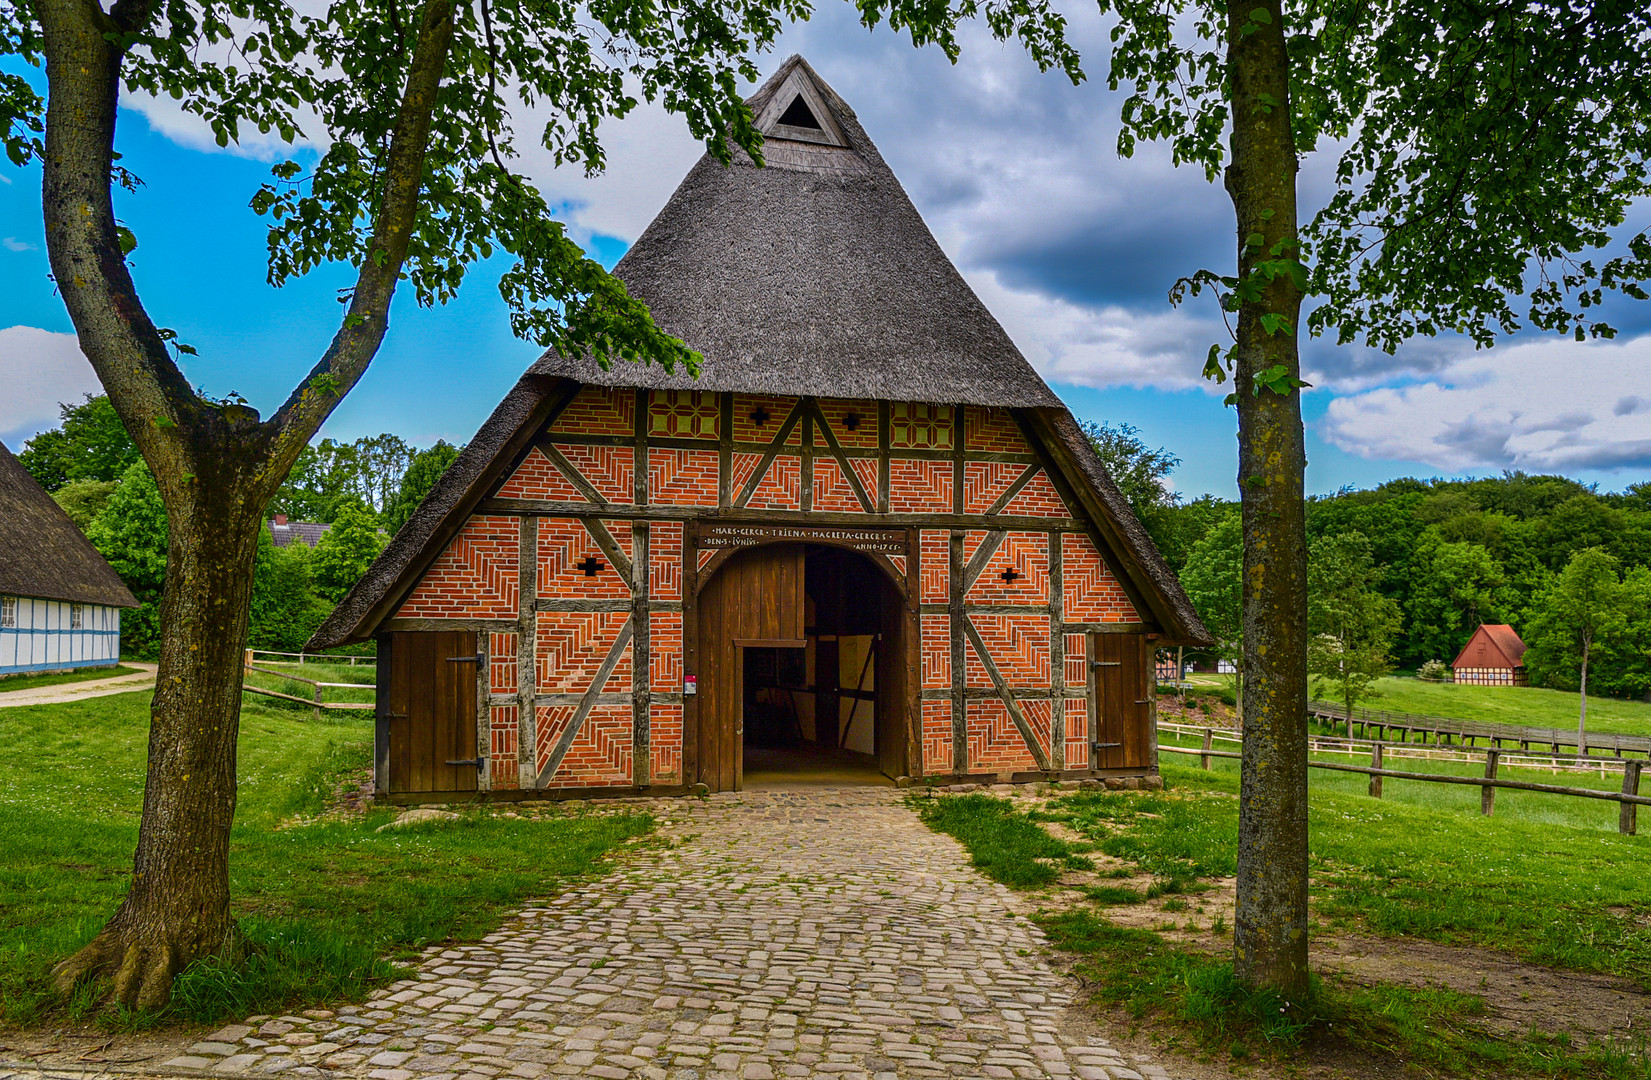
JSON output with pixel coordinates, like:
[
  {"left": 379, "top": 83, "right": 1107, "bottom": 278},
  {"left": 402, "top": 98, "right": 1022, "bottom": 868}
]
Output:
[{"left": 180, "top": 790, "right": 1189, "bottom": 1080}]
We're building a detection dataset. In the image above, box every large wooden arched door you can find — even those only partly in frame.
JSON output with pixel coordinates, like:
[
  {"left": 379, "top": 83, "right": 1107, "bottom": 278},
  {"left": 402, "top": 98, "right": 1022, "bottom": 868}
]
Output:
[{"left": 694, "top": 545, "right": 807, "bottom": 791}]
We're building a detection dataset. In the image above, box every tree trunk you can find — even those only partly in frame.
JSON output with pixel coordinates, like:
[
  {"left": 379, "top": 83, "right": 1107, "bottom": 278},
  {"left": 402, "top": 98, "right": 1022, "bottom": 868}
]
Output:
[
  {"left": 1579, "top": 634, "right": 1590, "bottom": 757},
  {"left": 52, "top": 482, "right": 264, "bottom": 1008},
  {"left": 1225, "top": 0, "right": 1312, "bottom": 1000}
]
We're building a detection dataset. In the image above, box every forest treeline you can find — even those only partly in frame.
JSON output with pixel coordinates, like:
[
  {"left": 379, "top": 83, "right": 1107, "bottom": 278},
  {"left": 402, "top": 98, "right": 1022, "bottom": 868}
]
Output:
[
  {"left": 20, "top": 395, "right": 459, "bottom": 656},
  {"left": 1087, "top": 422, "right": 1651, "bottom": 703}
]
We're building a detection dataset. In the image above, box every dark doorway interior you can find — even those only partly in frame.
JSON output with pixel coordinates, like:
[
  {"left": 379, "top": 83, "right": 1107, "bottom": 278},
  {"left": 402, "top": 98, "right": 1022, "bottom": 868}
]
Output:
[{"left": 738, "top": 544, "right": 902, "bottom": 788}]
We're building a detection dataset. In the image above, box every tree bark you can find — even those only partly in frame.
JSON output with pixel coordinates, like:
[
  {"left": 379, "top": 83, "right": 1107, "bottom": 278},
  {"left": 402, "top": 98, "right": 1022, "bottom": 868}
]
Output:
[
  {"left": 38, "top": 0, "right": 458, "bottom": 1007},
  {"left": 51, "top": 485, "right": 263, "bottom": 1008},
  {"left": 1224, "top": 0, "right": 1312, "bottom": 999}
]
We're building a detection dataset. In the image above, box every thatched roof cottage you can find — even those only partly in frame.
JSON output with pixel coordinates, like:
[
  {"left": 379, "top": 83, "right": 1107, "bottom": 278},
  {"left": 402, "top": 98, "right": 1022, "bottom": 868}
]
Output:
[
  {"left": 309, "top": 56, "right": 1210, "bottom": 797},
  {"left": 0, "top": 441, "right": 136, "bottom": 675}
]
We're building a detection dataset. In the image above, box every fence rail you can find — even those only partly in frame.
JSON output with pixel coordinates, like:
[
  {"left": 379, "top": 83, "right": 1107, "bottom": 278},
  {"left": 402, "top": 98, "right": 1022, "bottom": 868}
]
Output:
[
  {"left": 1159, "top": 722, "right": 1646, "bottom": 835},
  {"left": 240, "top": 656, "right": 374, "bottom": 717},
  {"left": 1306, "top": 699, "right": 1651, "bottom": 758},
  {"left": 244, "top": 648, "right": 373, "bottom": 666}
]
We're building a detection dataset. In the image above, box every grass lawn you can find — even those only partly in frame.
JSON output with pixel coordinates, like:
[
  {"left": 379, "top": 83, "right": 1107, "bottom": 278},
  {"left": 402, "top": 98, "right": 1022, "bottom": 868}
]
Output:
[
  {"left": 913, "top": 772, "right": 1651, "bottom": 1076},
  {"left": 0, "top": 691, "right": 649, "bottom": 1025},
  {"left": 0, "top": 665, "right": 145, "bottom": 694}
]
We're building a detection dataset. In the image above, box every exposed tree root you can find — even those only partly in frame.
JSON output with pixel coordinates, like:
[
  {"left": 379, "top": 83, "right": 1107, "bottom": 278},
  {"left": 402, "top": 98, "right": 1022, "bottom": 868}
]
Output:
[{"left": 53, "top": 921, "right": 235, "bottom": 1012}]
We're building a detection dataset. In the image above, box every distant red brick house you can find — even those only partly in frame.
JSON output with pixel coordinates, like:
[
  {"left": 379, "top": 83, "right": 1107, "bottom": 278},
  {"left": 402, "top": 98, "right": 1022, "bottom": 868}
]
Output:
[
  {"left": 1451, "top": 624, "right": 1528, "bottom": 686},
  {"left": 268, "top": 513, "right": 330, "bottom": 549}
]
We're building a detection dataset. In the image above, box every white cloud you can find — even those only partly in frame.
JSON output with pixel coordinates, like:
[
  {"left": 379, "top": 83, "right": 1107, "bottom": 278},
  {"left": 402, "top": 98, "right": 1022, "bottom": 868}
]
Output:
[
  {"left": 0, "top": 326, "right": 101, "bottom": 447},
  {"left": 1321, "top": 335, "right": 1651, "bottom": 472},
  {"left": 2, "top": 237, "right": 33, "bottom": 252}
]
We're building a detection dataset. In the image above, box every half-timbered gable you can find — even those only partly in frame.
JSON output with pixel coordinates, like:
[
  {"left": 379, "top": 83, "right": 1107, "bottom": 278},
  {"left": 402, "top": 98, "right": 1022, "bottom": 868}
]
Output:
[{"left": 311, "top": 56, "right": 1210, "bottom": 797}]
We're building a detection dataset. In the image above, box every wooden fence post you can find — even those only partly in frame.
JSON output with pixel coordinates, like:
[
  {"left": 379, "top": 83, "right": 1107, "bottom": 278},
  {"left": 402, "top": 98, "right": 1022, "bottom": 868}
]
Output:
[
  {"left": 1482, "top": 749, "right": 1500, "bottom": 817},
  {"left": 1201, "top": 728, "right": 1213, "bottom": 770},
  {"left": 313, "top": 681, "right": 323, "bottom": 722},
  {"left": 1622, "top": 760, "right": 1642, "bottom": 837},
  {"left": 1369, "top": 743, "right": 1383, "bottom": 799}
]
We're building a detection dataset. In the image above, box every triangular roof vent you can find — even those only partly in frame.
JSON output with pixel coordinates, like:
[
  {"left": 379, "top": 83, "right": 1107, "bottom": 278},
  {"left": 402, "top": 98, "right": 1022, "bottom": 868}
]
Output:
[{"left": 755, "top": 64, "right": 847, "bottom": 147}]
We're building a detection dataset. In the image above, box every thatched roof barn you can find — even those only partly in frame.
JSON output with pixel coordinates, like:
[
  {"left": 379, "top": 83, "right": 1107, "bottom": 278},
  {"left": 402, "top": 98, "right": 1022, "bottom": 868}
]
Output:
[
  {"left": 313, "top": 56, "right": 1209, "bottom": 799},
  {"left": 0, "top": 440, "right": 136, "bottom": 674}
]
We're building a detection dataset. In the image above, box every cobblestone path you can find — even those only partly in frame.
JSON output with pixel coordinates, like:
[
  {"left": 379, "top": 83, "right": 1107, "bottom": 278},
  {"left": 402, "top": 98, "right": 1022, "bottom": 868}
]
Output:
[{"left": 160, "top": 788, "right": 1183, "bottom": 1080}]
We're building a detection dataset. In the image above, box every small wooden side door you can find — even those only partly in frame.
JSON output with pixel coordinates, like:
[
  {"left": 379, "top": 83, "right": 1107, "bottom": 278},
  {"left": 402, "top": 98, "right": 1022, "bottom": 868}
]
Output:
[
  {"left": 386, "top": 630, "right": 479, "bottom": 794},
  {"left": 1091, "top": 633, "right": 1152, "bottom": 770}
]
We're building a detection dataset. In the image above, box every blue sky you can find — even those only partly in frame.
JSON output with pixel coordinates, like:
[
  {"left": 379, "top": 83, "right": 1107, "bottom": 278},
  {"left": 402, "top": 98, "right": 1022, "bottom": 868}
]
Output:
[{"left": 4, "top": 6, "right": 1651, "bottom": 499}]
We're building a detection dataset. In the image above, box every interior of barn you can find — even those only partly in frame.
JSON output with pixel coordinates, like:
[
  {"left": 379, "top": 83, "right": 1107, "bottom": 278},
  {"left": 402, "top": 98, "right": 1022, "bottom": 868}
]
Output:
[{"left": 740, "top": 544, "right": 896, "bottom": 788}]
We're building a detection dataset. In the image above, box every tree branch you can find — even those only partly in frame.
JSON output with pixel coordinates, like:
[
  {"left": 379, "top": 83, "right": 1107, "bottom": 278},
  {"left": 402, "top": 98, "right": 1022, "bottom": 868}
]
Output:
[{"left": 266, "top": 0, "right": 458, "bottom": 471}]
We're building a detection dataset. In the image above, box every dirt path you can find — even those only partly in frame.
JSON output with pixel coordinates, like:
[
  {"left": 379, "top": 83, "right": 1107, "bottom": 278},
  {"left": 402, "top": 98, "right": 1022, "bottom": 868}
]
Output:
[{"left": 0, "top": 664, "right": 156, "bottom": 709}]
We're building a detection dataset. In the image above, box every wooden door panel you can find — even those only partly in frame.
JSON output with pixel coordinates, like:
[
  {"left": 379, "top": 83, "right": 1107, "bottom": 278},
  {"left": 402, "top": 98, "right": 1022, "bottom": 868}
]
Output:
[
  {"left": 695, "top": 545, "right": 806, "bottom": 791},
  {"left": 387, "top": 631, "right": 478, "bottom": 793},
  {"left": 1092, "top": 633, "right": 1151, "bottom": 771}
]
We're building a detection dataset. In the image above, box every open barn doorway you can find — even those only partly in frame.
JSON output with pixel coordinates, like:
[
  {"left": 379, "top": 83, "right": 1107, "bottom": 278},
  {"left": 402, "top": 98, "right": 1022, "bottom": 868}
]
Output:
[{"left": 694, "top": 543, "right": 908, "bottom": 791}]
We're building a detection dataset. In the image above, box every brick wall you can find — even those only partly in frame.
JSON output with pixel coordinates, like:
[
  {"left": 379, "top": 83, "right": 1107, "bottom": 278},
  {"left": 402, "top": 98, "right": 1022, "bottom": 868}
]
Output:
[{"left": 391, "top": 385, "right": 1160, "bottom": 792}]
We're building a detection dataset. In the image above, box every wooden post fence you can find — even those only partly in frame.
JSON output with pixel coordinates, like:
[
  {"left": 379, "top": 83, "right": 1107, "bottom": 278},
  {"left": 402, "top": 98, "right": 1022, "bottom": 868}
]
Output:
[
  {"left": 1623, "top": 760, "right": 1643, "bottom": 837},
  {"left": 1369, "top": 743, "right": 1382, "bottom": 799},
  {"left": 1482, "top": 748, "right": 1499, "bottom": 817},
  {"left": 1200, "top": 728, "right": 1213, "bottom": 770}
]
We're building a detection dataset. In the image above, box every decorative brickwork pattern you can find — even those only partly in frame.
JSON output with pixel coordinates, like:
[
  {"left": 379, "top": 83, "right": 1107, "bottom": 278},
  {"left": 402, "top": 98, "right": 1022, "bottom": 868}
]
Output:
[
  {"left": 1065, "top": 699, "right": 1088, "bottom": 768},
  {"left": 734, "top": 395, "right": 802, "bottom": 444},
  {"left": 966, "top": 406, "right": 1029, "bottom": 452},
  {"left": 921, "top": 614, "right": 951, "bottom": 689},
  {"left": 922, "top": 700, "right": 953, "bottom": 773},
  {"left": 817, "top": 398, "right": 880, "bottom": 448},
  {"left": 649, "top": 448, "right": 720, "bottom": 506},
  {"left": 812, "top": 459, "right": 868, "bottom": 512},
  {"left": 650, "top": 521, "right": 683, "bottom": 601},
  {"left": 891, "top": 403, "right": 954, "bottom": 449},
  {"left": 555, "top": 443, "right": 635, "bottom": 504},
  {"left": 497, "top": 447, "right": 586, "bottom": 502},
  {"left": 648, "top": 390, "right": 719, "bottom": 440},
  {"left": 1063, "top": 533, "right": 1139, "bottom": 623},
  {"left": 967, "top": 699, "right": 1039, "bottom": 771},
  {"left": 1021, "top": 699, "right": 1054, "bottom": 762},
  {"left": 538, "top": 518, "right": 632, "bottom": 600},
  {"left": 534, "top": 706, "right": 571, "bottom": 775},
  {"left": 536, "top": 612, "right": 632, "bottom": 693},
  {"left": 650, "top": 610, "right": 683, "bottom": 693},
  {"left": 398, "top": 516, "right": 518, "bottom": 617},
  {"left": 747, "top": 455, "right": 802, "bottom": 510},
  {"left": 1065, "top": 633, "right": 1087, "bottom": 688},
  {"left": 650, "top": 703, "right": 682, "bottom": 781},
  {"left": 697, "top": 548, "right": 717, "bottom": 572},
  {"left": 550, "top": 385, "right": 633, "bottom": 436},
  {"left": 888, "top": 460, "right": 952, "bottom": 514},
  {"left": 963, "top": 462, "right": 1023, "bottom": 514},
  {"left": 546, "top": 704, "right": 633, "bottom": 786},
  {"left": 731, "top": 452, "right": 763, "bottom": 499},
  {"left": 920, "top": 530, "right": 949, "bottom": 603},
  {"left": 490, "top": 705, "right": 519, "bottom": 789},
  {"left": 966, "top": 532, "right": 1050, "bottom": 605},
  {"left": 964, "top": 613, "right": 1050, "bottom": 689},
  {"left": 885, "top": 553, "right": 906, "bottom": 577},
  {"left": 1002, "top": 470, "right": 1070, "bottom": 518},
  {"left": 490, "top": 633, "right": 517, "bottom": 694}
]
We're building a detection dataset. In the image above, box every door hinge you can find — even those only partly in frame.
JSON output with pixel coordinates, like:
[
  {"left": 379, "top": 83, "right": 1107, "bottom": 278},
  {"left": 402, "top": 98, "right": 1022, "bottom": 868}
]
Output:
[
  {"left": 1091, "top": 741, "right": 1123, "bottom": 749},
  {"left": 1091, "top": 661, "right": 1122, "bottom": 668},
  {"left": 446, "top": 758, "right": 485, "bottom": 770},
  {"left": 379, "top": 712, "right": 408, "bottom": 721},
  {"left": 447, "top": 653, "right": 483, "bottom": 664}
]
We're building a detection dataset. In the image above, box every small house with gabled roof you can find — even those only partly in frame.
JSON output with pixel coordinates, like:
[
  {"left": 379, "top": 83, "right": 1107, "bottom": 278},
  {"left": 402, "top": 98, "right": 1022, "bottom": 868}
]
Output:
[
  {"left": 1452, "top": 624, "right": 1528, "bottom": 686},
  {"left": 308, "top": 56, "right": 1211, "bottom": 798},
  {"left": 0, "top": 440, "right": 137, "bottom": 675}
]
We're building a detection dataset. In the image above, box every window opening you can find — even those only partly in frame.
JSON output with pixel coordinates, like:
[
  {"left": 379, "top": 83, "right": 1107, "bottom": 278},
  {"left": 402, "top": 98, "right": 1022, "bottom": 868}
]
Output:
[
  {"left": 71, "top": 603, "right": 84, "bottom": 629},
  {"left": 1, "top": 597, "right": 14, "bottom": 628},
  {"left": 776, "top": 95, "right": 823, "bottom": 130}
]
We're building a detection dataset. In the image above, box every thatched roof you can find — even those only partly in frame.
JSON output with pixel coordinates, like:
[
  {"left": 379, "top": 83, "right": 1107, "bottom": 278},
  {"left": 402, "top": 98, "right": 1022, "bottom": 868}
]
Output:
[
  {"left": 533, "top": 55, "right": 1063, "bottom": 409},
  {"left": 0, "top": 441, "right": 138, "bottom": 608},
  {"left": 307, "top": 57, "right": 1211, "bottom": 650}
]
